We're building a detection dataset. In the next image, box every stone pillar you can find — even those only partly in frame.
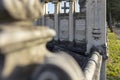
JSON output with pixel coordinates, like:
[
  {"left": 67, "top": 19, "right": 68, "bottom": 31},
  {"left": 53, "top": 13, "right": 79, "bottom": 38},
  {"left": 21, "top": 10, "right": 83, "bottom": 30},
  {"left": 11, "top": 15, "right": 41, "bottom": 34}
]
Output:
[
  {"left": 86, "top": 0, "right": 96, "bottom": 53},
  {"left": 95, "top": 0, "right": 98, "bottom": 30},
  {"left": 54, "top": 2, "right": 59, "bottom": 40},
  {"left": 45, "top": 3, "right": 48, "bottom": 14},
  {"left": 69, "top": 1, "right": 74, "bottom": 42},
  {"left": 99, "top": 0, "right": 107, "bottom": 80},
  {"left": 58, "top": 1, "right": 62, "bottom": 13},
  {"left": 86, "top": 0, "right": 107, "bottom": 53},
  {"left": 74, "top": 0, "right": 77, "bottom": 13},
  {"left": 42, "top": 2, "right": 48, "bottom": 26},
  {"left": 97, "top": 0, "right": 107, "bottom": 46}
]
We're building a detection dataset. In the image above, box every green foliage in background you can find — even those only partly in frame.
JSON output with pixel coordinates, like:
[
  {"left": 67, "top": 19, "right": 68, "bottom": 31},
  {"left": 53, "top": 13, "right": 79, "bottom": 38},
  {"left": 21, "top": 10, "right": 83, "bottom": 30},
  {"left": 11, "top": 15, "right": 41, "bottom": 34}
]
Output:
[
  {"left": 107, "top": 0, "right": 120, "bottom": 21},
  {"left": 107, "top": 30, "right": 120, "bottom": 80}
]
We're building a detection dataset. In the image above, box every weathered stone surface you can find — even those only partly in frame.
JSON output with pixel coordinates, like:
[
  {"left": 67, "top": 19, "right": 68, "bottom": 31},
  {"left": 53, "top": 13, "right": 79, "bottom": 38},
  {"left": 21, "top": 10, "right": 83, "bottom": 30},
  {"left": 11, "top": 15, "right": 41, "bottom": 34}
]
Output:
[
  {"left": 84, "top": 51, "right": 102, "bottom": 80},
  {"left": 0, "top": 0, "right": 107, "bottom": 80},
  {"left": 33, "top": 52, "right": 85, "bottom": 80},
  {"left": 0, "top": 0, "right": 56, "bottom": 78},
  {"left": 75, "top": 19, "right": 86, "bottom": 43},
  {"left": 0, "top": 26, "right": 55, "bottom": 49},
  {"left": 86, "top": 0, "right": 107, "bottom": 53},
  {"left": 0, "top": 25, "right": 56, "bottom": 78},
  {"left": 36, "top": 13, "right": 86, "bottom": 44},
  {"left": 0, "top": 0, "right": 43, "bottom": 21},
  {"left": 46, "top": 17, "right": 54, "bottom": 29},
  {"left": 59, "top": 19, "right": 69, "bottom": 41}
]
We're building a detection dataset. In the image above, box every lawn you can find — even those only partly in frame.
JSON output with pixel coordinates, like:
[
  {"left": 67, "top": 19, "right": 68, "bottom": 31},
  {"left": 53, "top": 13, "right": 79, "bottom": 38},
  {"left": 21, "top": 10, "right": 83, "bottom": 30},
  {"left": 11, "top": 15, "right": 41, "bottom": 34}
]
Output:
[{"left": 107, "top": 30, "right": 120, "bottom": 80}]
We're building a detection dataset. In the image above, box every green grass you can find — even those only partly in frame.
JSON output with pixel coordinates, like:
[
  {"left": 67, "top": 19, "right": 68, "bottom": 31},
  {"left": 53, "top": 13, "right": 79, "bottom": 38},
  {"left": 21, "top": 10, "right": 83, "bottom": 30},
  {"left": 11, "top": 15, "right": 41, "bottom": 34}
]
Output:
[{"left": 107, "top": 30, "right": 120, "bottom": 80}]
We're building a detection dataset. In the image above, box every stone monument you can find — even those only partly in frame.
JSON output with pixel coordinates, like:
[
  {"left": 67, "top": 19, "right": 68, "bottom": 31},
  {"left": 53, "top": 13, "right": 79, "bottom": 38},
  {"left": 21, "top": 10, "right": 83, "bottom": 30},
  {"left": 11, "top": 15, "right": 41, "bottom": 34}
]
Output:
[
  {"left": 0, "top": 0, "right": 85, "bottom": 80},
  {"left": 0, "top": 0, "right": 107, "bottom": 80},
  {"left": 0, "top": 0, "right": 55, "bottom": 79}
]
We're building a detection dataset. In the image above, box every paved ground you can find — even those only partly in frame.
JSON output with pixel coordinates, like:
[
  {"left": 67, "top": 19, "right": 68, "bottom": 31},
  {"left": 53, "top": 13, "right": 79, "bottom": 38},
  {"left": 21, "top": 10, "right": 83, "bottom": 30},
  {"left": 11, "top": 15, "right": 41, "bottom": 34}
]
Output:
[{"left": 113, "top": 27, "right": 120, "bottom": 39}]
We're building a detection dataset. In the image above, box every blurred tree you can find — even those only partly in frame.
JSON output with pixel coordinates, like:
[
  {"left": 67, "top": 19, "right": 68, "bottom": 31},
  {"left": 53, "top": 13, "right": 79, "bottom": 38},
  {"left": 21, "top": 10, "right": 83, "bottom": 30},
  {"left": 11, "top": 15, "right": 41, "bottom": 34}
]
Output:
[
  {"left": 110, "top": 0, "right": 120, "bottom": 21},
  {"left": 107, "top": 0, "right": 120, "bottom": 31}
]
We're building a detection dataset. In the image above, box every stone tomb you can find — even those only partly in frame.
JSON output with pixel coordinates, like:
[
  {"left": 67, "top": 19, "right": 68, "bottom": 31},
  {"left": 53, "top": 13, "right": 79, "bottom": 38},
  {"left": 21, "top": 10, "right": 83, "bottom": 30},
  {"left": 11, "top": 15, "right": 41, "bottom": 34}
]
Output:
[
  {"left": 0, "top": 0, "right": 107, "bottom": 80},
  {"left": 36, "top": 13, "right": 86, "bottom": 43},
  {"left": 34, "top": 1, "right": 86, "bottom": 44}
]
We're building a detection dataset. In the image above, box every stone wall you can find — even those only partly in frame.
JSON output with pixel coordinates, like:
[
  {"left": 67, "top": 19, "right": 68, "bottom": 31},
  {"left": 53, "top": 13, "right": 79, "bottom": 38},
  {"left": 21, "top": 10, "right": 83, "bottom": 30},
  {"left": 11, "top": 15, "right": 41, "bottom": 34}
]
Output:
[{"left": 35, "top": 13, "right": 86, "bottom": 43}]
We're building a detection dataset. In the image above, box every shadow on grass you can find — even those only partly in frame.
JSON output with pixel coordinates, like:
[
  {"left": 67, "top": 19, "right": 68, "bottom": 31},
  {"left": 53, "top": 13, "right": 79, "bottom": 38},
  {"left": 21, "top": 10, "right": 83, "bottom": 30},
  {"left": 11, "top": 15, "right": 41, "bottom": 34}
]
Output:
[{"left": 107, "top": 76, "right": 120, "bottom": 80}]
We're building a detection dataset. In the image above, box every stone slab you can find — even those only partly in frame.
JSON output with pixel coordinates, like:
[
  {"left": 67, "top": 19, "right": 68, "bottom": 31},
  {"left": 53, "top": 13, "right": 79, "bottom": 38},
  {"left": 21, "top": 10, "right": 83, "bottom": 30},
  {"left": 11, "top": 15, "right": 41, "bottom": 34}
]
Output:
[
  {"left": 75, "top": 19, "right": 86, "bottom": 42},
  {"left": 46, "top": 17, "right": 54, "bottom": 29},
  {"left": 59, "top": 19, "right": 69, "bottom": 41}
]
